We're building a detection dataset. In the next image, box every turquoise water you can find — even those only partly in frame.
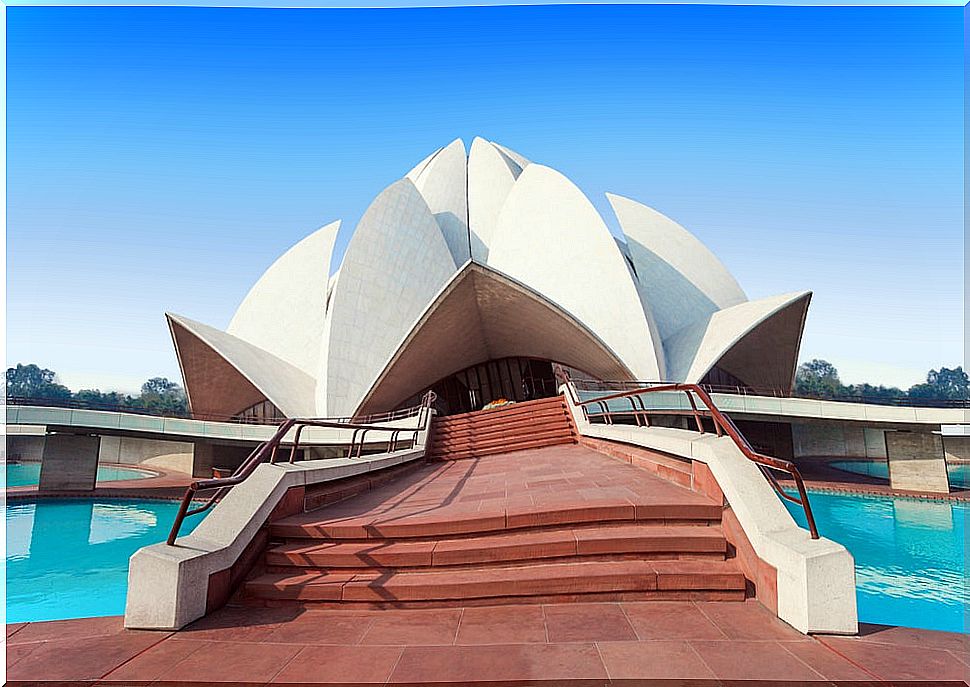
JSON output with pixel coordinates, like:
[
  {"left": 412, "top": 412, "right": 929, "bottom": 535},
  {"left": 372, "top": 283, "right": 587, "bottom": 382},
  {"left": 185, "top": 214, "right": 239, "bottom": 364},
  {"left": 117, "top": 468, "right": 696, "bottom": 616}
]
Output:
[
  {"left": 6, "top": 498, "right": 202, "bottom": 622},
  {"left": 5, "top": 462, "right": 154, "bottom": 488},
  {"left": 830, "top": 460, "right": 970, "bottom": 489},
  {"left": 784, "top": 489, "right": 968, "bottom": 634}
]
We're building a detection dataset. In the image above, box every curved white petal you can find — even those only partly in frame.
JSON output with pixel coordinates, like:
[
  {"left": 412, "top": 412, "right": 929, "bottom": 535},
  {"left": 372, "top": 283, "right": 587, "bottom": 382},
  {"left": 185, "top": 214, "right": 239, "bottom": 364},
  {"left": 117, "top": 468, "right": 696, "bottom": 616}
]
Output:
[
  {"left": 490, "top": 141, "right": 531, "bottom": 171},
  {"left": 405, "top": 146, "right": 442, "bottom": 183},
  {"left": 664, "top": 291, "right": 811, "bottom": 392},
  {"left": 319, "top": 178, "right": 459, "bottom": 417},
  {"left": 487, "top": 164, "right": 665, "bottom": 381},
  {"left": 356, "top": 263, "right": 633, "bottom": 415},
  {"left": 608, "top": 193, "right": 747, "bottom": 342},
  {"left": 168, "top": 313, "right": 316, "bottom": 418},
  {"left": 227, "top": 221, "right": 339, "bottom": 376},
  {"left": 406, "top": 138, "right": 470, "bottom": 267},
  {"left": 467, "top": 137, "right": 524, "bottom": 263}
]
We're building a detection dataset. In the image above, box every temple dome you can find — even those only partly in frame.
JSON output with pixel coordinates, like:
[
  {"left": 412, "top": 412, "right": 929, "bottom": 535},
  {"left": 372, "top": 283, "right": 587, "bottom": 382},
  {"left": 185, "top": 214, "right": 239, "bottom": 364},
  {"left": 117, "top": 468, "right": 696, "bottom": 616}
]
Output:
[{"left": 168, "top": 137, "right": 811, "bottom": 419}]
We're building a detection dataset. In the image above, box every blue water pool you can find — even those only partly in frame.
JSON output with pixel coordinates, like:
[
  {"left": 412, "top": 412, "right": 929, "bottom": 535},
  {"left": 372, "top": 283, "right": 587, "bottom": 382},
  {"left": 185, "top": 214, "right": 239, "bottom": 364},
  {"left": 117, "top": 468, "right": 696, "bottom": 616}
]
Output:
[
  {"left": 6, "top": 498, "right": 202, "bottom": 622},
  {"left": 5, "top": 462, "right": 155, "bottom": 488},
  {"left": 784, "top": 489, "right": 968, "bottom": 634},
  {"left": 829, "top": 460, "right": 970, "bottom": 489}
]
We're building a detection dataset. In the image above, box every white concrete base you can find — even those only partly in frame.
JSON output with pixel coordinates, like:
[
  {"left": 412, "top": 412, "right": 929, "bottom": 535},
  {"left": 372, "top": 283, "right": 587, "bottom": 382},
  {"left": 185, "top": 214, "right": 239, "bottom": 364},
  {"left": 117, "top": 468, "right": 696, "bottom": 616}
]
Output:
[
  {"left": 562, "top": 387, "right": 857, "bottom": 635},
  {"left": 126, "top": 429, "right": 429, "bottom": 631}
]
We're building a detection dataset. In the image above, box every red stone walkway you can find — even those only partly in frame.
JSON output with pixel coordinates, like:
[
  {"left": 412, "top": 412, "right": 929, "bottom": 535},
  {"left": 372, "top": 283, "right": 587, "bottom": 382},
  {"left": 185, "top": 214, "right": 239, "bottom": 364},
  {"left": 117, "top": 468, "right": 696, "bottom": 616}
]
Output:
[{"left": 7, "top": 602, "right": 969, "bottom": 684}]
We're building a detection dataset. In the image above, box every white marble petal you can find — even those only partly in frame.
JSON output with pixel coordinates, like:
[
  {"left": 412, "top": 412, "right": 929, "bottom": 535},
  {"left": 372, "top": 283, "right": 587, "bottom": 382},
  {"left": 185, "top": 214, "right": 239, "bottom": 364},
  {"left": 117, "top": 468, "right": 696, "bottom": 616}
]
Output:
[
  {"left": 608, "top": 193, "right": 747, "bottom": 342},
  {"left": 407, "top": 138, "right": 470, "bottom": 267},
  {"left": 320, "top": 178, "right": 459, "bottom": 417},
  {"left": 490, "top": 141, "right": 531, "bottom": 170},
  {"left": 467, "top": 137, "right": 524, "bottom": 263},
  {"left": 664, "top": 291, "right": 812, "bottom": 392},
  {"left": 227, "top": 221, "right": 339, "bottom": 376},
  {"left": 168, "top": 312, "right": 317, "bottom": 418},
  {"left": 487, "top": 164, "right": 665, "bottom": 381}
]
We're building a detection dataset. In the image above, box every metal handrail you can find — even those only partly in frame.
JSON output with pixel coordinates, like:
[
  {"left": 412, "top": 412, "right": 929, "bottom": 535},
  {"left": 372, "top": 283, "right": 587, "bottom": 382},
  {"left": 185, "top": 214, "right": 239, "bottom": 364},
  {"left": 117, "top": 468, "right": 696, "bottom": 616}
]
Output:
[
  {"left": 553, "top": 366, "right": 819, "bottom": 539},
  {"left": 165, "top": 391, "right": 437, "bottom": 546},
  {"left": 5, "top": 395, "right": 429, "bottom": 426},
  {"left": 557, "top": 379, "right": 970, "bottom": 409}
]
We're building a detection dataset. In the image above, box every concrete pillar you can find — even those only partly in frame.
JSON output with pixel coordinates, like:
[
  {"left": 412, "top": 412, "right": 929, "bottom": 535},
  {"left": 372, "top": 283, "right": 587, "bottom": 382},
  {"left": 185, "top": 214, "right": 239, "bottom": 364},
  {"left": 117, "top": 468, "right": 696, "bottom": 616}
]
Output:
[
  {"left": 943, "top": 436, "right": 970, "bottom": 462},
  {"left": 6, "top": 435, "right": 45, "bottom": 462},
  {"left": 863, "top": 428, "right": 887, "bottom": 459},
  {"left": 885, "top": 431, "right": 949, "bottom": 493},
  {"left": 192, "top": 442, "right": 216, "bottom": 478},
  {"left": 39, "top": 434, "right": 101, "bottom": 491}
]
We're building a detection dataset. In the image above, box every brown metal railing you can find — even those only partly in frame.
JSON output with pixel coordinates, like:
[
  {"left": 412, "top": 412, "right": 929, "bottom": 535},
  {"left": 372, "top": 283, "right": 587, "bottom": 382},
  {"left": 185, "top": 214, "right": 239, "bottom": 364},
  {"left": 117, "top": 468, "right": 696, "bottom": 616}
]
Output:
[
  {"left": 553, "top": 366, "right": 819, "bottom": 539},
  {"left": 555, "top": 379, "right": 970, "bottom": 409},
  {"left": 165, "top": 391, "right": 437, "bottom": 546}
]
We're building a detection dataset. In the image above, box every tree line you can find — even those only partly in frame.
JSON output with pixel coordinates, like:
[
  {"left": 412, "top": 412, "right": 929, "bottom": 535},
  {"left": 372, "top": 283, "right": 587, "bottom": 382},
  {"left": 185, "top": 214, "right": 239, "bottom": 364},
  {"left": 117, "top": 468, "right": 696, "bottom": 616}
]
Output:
[
  {"left": 794, "top": 359, "right": 969, "bottom": 403},
  {"left": 6, "top": 363, "right": 189, "bottom": 416}
]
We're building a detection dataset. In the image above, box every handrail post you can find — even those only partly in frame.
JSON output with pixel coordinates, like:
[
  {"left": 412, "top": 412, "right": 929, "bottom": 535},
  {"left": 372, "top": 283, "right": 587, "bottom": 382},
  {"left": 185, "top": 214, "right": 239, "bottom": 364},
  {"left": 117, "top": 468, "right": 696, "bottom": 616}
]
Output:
[
  {"left": 683, "top": 389, "right": 705, "bottom": 434},
  {"left": 167, "top": 488, "right": 196, "bottom": 546},
  {"left": 789, "top": 466, "right": 820, "bottom": 539},
  {"left": 288, "top": 425, "right": 306, "bottom": 464},
  {"left": 348, "top": 428, "right": 361, "bottom": 458},
  {"left": 356, "top": 429, "right": 369, "bottom": 458},
  {"left": 628, "top": 396, "right": 641, "bottom": 426}
]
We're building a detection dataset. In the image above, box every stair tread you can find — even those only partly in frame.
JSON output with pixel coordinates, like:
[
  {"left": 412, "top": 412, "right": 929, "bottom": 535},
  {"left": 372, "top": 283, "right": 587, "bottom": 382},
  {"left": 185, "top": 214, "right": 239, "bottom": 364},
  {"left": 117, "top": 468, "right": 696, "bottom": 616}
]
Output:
[
  {"left": 246, "top": 559, "right": 745, "bottom": 601},
  {"left": 271, "top": 500, "right": 721, "bottom": 540},
  {"left": 436, "top": 398, "right": 565, "bottom": 423},
  {"left": 431, "top": 437, "right": 578, "bottom": 459},
  {"left": 267, "top": 524, "right": 729, "bottom": 568}
]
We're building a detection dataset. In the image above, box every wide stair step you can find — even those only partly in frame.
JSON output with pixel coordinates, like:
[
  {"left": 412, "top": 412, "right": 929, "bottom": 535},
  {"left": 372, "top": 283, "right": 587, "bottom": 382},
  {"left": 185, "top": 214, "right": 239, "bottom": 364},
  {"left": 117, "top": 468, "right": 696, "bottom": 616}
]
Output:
[
  {"left": 269, "top": 502, "right": 723, "bottom": 540},
  {"left": 241, "top": 445, "right": 748, "bottom": 609},
  {"left": 266, "top": 524, "right": 729, "bottom": 569},
  {"left": 245, "top": 559, "right": 745, "bottom": 605},
  {"left": 430, "top": 397, "right": 577, "bottom": 461}
]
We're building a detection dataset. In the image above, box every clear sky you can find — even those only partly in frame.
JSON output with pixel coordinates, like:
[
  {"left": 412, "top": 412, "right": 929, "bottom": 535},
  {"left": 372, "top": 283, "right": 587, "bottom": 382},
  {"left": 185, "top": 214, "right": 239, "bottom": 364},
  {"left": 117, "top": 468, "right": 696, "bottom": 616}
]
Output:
[{"left": 7, "top": 5, "right": 964, "bottom": 394}]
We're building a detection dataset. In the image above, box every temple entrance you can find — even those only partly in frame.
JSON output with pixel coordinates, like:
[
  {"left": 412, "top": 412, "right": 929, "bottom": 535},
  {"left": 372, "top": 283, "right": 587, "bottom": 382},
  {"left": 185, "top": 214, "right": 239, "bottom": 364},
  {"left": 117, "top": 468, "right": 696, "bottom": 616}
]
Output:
[{"left": 397, "top": 357, "right": 559, "bottom": 416}]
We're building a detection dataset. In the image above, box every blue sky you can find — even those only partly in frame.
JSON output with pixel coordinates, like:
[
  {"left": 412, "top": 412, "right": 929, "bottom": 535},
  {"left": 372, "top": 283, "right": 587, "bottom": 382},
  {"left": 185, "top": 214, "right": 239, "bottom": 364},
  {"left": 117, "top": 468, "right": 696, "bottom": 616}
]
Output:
[{"left": 7, "top": 5, "right": 964, "bottom": 393}]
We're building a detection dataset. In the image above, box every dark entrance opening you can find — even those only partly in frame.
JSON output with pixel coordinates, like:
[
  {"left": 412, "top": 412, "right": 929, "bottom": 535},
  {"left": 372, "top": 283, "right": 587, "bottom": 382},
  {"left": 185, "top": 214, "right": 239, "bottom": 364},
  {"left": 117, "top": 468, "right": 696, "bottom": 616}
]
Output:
[{"left": 396, "top": 357, "right": 558, "bottom": 416}]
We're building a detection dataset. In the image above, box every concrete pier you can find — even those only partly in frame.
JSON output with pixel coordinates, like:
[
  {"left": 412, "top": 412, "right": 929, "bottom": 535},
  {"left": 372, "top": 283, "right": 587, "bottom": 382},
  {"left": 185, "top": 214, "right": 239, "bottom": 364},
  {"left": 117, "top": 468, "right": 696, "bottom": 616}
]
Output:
[
  {"left": 38, "top": 434, "right": 101, "bottom": 491},
  {"left": 886, "top": 430, "right": 950, "bottom": 493}
]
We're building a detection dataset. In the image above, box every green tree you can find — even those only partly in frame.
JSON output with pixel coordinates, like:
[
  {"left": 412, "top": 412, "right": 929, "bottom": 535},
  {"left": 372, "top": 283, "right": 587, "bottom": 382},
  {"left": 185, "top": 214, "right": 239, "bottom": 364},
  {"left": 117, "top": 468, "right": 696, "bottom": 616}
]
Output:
[
  {"left": 794, "top": 359, "right": 844, "bottom": 399},
  {"left": 73, "top": 388, "right": 133, "bottom": 409},
  {"left": 133, "top": 377, "right": 188, "bottom": 416},
  {"left": 908, "top": 367, "right": 970, "bottom": 401},
  {"left": 842, "top": 382, "right": 904, "bottom": 401},
  {"left": 5, "top": 363, "right": 72, "bottom": 401}
]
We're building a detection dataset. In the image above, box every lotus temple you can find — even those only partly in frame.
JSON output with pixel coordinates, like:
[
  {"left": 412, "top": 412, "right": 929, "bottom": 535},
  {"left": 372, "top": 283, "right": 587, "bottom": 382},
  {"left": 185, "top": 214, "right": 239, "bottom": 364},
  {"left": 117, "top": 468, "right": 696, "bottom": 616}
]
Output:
[
  {"left": 6, "top": 138, "right": 969, "bottom": 684},
  {"left": 167, "top": 137, "right": 809, "bottom": 422}
]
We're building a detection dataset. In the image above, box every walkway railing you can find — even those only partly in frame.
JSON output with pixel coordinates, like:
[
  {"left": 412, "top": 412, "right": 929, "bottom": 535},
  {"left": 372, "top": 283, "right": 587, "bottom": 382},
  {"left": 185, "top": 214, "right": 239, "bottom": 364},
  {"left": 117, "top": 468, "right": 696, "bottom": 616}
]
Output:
[
  {"left": 553, "top": 366, "right": 819, "bottom": 539},
  {"left": 556, "top": 379, "right": 970, "bottom": 409},
  {"left": 166, "top": 391, "right": 437, "bottom": 545},
  {"left": 6, "top": 395, "right": 430, "bottom": 426}
]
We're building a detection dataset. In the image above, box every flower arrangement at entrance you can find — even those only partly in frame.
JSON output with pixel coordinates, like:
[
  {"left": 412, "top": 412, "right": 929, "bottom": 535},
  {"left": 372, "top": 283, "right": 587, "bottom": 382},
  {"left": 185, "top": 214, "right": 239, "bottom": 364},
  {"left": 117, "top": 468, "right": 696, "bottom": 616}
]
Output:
[{"left": 482, "top": 398, "right": 514, "bottom": 411}]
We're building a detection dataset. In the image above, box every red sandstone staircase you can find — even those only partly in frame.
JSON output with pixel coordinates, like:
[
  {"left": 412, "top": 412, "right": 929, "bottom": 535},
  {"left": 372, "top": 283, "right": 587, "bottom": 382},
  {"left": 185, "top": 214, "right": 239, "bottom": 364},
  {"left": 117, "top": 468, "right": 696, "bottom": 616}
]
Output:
[
  {"left": 242, "top": 446, "right": 746, "bottom": 608},
  {"left": 429, "top": 396, "right": 577, "bottom": 461}
]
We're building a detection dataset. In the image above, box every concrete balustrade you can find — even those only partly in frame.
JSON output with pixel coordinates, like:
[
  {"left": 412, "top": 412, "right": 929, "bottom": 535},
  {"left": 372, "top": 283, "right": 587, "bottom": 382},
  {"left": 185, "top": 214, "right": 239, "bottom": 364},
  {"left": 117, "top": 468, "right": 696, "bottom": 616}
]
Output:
[
  {"left": 124, "top": 424, "right": 432, "bottom": 631},
  {"left": 561, "top": 386, "right": 858, "bottom": 635}
]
